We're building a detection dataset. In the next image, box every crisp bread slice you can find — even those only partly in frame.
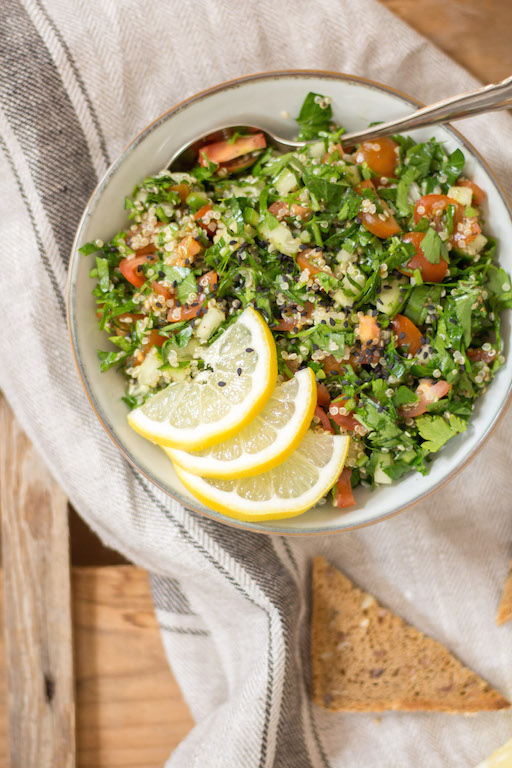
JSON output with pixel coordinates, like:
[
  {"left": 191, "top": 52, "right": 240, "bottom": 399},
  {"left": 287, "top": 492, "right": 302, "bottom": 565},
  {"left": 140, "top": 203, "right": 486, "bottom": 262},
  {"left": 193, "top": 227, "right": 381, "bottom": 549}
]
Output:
[
  {"left": 311, "top": 557, "right": 510, "bottom": 713},
  {"left": 496, "top": 561, "right": 512, "bottom": 626}
]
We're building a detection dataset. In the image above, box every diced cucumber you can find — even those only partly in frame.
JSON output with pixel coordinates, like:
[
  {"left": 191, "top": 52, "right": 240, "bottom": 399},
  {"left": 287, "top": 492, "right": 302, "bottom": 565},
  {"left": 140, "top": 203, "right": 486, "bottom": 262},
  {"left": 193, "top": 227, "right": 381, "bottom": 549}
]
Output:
[
  {"left": 275, "top": 169, "right": 298, "bottom": 196},
  {"left": 243, "top": 208, "right": 260, "bottom": 227},
  {"left": 336, "top": 247, "right": 355, "bottom": 263},
  {"left": 307, "top": 141, "right": 326, "bottom": 160},
  {"left": 333, "top": 267, "right": 366, "bottom": 308},
  {"left": 404, "top": 284, "right": 443, "bottom": 326},
  {"left": 258, "top": 221, "right": 301, "bottom": 256},
  {"left": 447, "top": 185, "right": 472, "bottom": 207},
  {"left": 454, "top": 233, "right": 488, "bottom": 257},
  {"left": 229, "top": 181, "right": 265, "bottom": 198},
  {"left": 374, "top": 452, "right": 393, "bottom": 485},
  {"left": 135, "top": 348, "right": 162, "bottom": 388},
  {"left": 375, "top": 275, "right": 408, "bottom": 315},
  {"left": 196, "top": 307, "right": 225, "bottom": 341},
  {"left": 342, "top": 164, "right": 362, "bottom": 186}
]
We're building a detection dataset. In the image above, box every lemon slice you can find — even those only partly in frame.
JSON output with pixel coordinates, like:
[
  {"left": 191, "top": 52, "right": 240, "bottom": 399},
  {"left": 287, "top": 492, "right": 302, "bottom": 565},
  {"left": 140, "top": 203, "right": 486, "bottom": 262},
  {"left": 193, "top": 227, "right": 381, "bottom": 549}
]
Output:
[
  {"left": 475, "top": 738, "right": 512, "bottom": 768},
  {"left": 173, "top": 430, "right": 350, "bottom": 521},
  {"left": 165, "top": 367, "right": 317, "bottom": 479},
  {"left": 128, "top": 308, "right": 277, "bottom": 449}
]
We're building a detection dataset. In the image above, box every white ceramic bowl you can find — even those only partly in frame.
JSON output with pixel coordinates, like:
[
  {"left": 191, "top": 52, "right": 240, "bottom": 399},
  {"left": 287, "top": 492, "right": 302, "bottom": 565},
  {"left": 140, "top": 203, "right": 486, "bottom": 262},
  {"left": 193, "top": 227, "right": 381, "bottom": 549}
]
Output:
[{"left": 68, "top": 70, "right": 512, "bottom": 534}]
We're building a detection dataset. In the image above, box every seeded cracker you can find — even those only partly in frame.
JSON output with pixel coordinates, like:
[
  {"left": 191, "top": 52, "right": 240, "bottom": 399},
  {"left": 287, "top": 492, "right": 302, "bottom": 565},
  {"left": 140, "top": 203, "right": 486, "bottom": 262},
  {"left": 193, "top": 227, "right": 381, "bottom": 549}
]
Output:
[
  {"left": 311, "top": 557, "right": 509, "bottom": 713},
  {"left": 496, "top": 561, "right": 512, "bottom": 626}
]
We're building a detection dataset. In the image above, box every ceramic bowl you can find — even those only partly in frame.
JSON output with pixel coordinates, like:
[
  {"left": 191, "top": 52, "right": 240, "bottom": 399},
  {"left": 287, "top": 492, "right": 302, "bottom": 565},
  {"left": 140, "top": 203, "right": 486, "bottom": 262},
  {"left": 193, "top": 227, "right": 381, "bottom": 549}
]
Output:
[{"left": 68, "top": 70, "right": 512, "bottom": 534}]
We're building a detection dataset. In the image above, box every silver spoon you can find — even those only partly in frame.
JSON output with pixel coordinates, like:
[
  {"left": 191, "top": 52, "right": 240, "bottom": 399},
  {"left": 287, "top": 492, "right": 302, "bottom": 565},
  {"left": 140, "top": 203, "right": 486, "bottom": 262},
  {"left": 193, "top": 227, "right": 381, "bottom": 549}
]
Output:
[{"left": 168, "top": 74, "right": 512, "bottom": 171}]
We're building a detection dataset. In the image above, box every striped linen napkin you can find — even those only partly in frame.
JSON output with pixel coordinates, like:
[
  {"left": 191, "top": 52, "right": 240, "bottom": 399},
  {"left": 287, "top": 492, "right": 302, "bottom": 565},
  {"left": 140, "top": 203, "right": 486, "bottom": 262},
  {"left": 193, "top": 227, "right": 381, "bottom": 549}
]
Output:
[{"left": 1, "top": 1, "right": 511, "bottom": 765}]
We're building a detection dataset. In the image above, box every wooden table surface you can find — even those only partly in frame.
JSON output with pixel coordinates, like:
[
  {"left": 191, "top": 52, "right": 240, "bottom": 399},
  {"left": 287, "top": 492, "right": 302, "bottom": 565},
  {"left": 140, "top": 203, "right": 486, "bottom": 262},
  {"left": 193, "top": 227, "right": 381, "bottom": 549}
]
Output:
[{"left": 1, "top": 2, "right": 511, "bottom": 766}]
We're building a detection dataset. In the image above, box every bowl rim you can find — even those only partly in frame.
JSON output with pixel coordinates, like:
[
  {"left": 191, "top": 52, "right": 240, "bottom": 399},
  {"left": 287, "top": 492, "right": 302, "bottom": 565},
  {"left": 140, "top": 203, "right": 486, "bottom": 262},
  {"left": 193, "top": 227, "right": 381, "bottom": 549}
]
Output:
[{"left": 67, "top": 68, "right": 512, "bottom": 535}]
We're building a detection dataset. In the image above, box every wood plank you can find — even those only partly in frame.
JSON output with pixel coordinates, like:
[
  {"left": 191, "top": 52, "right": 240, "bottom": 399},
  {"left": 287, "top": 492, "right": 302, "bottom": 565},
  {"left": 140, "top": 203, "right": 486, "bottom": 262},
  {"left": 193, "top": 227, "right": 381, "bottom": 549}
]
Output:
[
  {"left": 0, "top": 396, "right": 75, "bottom": 768},
  {"left": 379, "top": 0, "right": 512, "bottom": 83},
  {"left": 0, "top": 567, "right": 194, "bottom": 768}
]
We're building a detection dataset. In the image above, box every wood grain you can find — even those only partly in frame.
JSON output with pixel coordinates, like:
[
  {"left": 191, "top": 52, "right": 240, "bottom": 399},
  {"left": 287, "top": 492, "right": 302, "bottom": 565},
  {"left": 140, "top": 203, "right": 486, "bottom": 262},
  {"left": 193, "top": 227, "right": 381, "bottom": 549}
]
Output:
[
  {"left": 0, "top": 566, "right": 193, "bottom": 768},
  {"left": 379, "top": 0, "right": 512, "bottom": 83},
  {"left": 0, "top": 396, "right": 75, "bottom": 768}
]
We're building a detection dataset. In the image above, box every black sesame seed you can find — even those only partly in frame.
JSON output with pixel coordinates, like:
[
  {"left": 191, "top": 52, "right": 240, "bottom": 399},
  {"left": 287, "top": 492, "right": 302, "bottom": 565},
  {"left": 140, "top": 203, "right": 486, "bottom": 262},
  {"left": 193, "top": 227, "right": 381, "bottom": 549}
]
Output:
[
  {"left": 155, "top": 302, "right": 163, "bottom": 308},
  {"left": 329, "top": 318, "right": 336, "bottom": 326},
  {"left": 312, "top": 343, "right": 320, "bottom": 351},
  {"left": 158, "top": 270, "right": 165, "bottom": 278},
  {"left": 246, "top": 347, "right": 254, "bottom": 353},
  {"left": 218, "top": 381, "right": 226, "bottom": 387},
  {"left": 343, "top": 320, "right": 349, "bottom": 328},
  {"left": 237, "top": 367, "right": 242, "bottom": 376},
  {"left": 399, "top": 332, "right": 406, "bottom": 340}
]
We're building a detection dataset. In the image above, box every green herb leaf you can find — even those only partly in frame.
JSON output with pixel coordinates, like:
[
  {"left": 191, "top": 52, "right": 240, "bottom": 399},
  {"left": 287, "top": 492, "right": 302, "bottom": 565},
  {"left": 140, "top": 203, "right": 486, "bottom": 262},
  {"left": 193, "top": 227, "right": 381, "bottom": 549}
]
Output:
[
  {"left": 296, "top": 92, "right": 333, "bottom": 140},
  {"left": 420, "top": 226, "right": 444, "bottom": 264},
  {"left": 416, "top": 413, "right": 466, "bottom": 453},
  {"left": 395, "top": 168, "right": 419, "bottom": 216},
  {"left": 95, "top": 256, "right": 110, "bottom": 293},
  {"left": 441, "top": 148, "right": 465, "bottom": 185}
]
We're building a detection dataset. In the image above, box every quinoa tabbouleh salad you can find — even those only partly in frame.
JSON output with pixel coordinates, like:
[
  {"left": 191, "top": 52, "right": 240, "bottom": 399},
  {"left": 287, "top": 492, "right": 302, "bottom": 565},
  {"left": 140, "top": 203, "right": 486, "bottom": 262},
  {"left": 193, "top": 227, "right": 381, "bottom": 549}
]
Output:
[{"left": 82, "top": 92, "right": 512, "bottom": 511}]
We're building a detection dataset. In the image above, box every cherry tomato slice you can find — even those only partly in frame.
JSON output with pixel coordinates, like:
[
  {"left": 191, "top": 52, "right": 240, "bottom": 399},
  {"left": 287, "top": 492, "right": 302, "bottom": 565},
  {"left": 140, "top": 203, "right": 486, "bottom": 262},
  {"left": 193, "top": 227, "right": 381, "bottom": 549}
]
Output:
[
  {"left": 314, "top": 405, "right": 334, "bottom": 434},
  {"left": 334, "top": 468, "right": 355, "bottom": 508},
  {"left": 354, "top": 137, "right": 399, "bottom": 178},
  {"left": 199, "top": 133, "right": 266, "bottom": 167},
  {"left": 355, "top": 180, "right": 401, "bottom": 239},
  {"left": 456, "top": 180, "right": 486, "bottom": 206},
  {"left": 391, "top": 314, "right": 422, "bottom": 356},
  {"left": 400, "top": 232, "right": 449, "bottom": 282}
]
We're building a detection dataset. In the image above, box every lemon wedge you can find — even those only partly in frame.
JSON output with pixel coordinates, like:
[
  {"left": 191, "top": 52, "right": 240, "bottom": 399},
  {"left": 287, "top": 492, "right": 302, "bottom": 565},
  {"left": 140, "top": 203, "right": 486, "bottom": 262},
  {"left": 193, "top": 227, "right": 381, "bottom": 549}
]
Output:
[
  {"left": 475, "top": 738, "right": 512, "bottom": 768},
  {"left": 166, "top": 367, "right": 317, "bottom": 479},
  {"left": 128, "top": 308, "right": 277, "bottom": 449},
  {"left": 173, "top": 430, "right": 350, "bottom": 521}
]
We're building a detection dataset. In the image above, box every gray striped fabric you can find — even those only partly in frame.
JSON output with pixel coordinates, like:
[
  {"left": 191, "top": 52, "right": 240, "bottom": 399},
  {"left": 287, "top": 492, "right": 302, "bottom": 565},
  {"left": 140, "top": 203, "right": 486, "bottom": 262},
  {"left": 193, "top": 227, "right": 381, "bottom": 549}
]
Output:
[{"left": 1, "top": 1, "right": 511, "bottom": 766}]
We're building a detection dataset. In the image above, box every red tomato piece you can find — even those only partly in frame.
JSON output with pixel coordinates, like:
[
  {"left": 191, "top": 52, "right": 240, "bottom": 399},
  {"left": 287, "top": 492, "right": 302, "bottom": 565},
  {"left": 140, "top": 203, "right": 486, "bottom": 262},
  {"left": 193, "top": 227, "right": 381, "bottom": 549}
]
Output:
[
  {"left": 357, "top": 314, "right": 380, "bottom": 344},
  {"left": 414, "top": 194, "right": 481, "bottom": 248},
  {"left": 198, "top": 270, "right": 218, "bottom": 294},
  {"left": 151, "top": 281, "right": 174, "bottom": 302},
  {"left": 322, "top": 142, "right": 344, "bottom": 164},
  {"left": 170, "top": 184, "right": 190, "bottom": 204},
  {"left": 174, "top": 235, "right": 203, "bottom": 267},
  {"left": 317, "top": 382, "right": 331, "bottom": 408},
  {"left": 400, "top": 378, "right": 452, "bottom": 418},
  {"left": 391, "top": 314, "right": 423, "bottom": 356},
  {"left": 199, "top": 133, "right": 267, "bottom": 167},
  {"left": 115, "top": 312, "right": 144, "bottom": 326},
  {"left": 268, "top": 201, "right": 311, "bottom": 221},
  {"left": 467, "top": 347, "right": 497, "bottom": 364},
  {"left": 314, "top": 405, "right": 334, "bottom": 434},
  {"left": 354, "top": 137, "right": 399, "bottom": 178},
  {"left": 322, "top": 354, "right": 352, "bottom": 377},
  {"left": 193, "top": 204, "right": 217, "bottom": 236},
  {"left": 400, "top": 232, "right": 448, "bottom": 282},
  {"left": 456, "top": 180, "right": 486, "bottom": 206},
  {"left": 329, "top": 396, "right": 359, "bottom": 431},
  {"left": 355, "top": 180, "right": 401, "bottom": 238},
  {"left": 274, "top": 301, "right": 314, "bottom": 332},
  {"left": 296, "top": 248, "right": 333, "bottom": 277},
  {"left": 119, "top": 255, "right": 153, "bottom": 288},
  {"left": 334, "top": 468, "right": 355, "bottom": 508}
]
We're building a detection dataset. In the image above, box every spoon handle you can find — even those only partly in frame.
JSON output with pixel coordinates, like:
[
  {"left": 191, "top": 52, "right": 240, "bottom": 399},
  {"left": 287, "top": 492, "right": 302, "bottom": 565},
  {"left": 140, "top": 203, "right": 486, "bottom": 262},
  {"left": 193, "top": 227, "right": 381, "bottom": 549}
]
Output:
[{"left": 341, "top": 75, "right": 512, "bottom": 145}]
